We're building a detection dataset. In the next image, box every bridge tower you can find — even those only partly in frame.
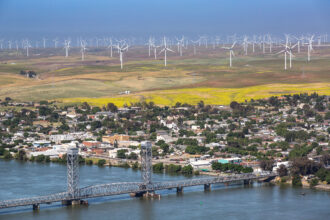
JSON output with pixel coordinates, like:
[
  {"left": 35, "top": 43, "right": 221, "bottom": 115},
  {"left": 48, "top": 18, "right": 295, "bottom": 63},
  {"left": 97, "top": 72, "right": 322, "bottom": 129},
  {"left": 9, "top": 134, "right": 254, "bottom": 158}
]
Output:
[
  {"left": 141, "top": 141, "right": 152, "bottom": 186},
  {"left": 67, "top": 148, "right": 79, "bottom": 199}
]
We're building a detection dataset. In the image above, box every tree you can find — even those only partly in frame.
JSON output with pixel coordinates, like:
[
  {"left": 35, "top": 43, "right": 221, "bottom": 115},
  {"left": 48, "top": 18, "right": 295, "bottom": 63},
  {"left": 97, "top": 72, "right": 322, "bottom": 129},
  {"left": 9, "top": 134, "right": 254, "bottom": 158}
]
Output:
[
  {"left": 291, "top": 157, "right": 321, "bottom": 175},
  {"left": 292, "top": 175, "right": 302, "bottom": 187},
  {"left": 153, "top": 163, "right": 164, "bottom": 173},
  {"left": 165, "top": 164, "right": 182, "bottom": 173},
  {"left": 152, "top": 147, "right": 159, "bottom": 157},
  {"left": 230, "top": 101, "right": 240, "bottom": 110},
  {"left": 182, "top": 165, "right": 193, "bottom": 175},
  {"left": 310, "top": 178, "right": 319, "bottom": 187},
  {"left": 107, "top": 103, "right": 118, "bottom": 112},
  {"left": 260, "top": 160, "right": 274, "bottom": 171},
  {"left": 36, "top": 154, "right": 46, "bottom": 162},
  {"left": 98, "top": 159, "right": 106, "bottom": 166},
  {"left": 86, "top": 160, "right": 93, "bottom": 165},
  {"left": 15, "top": 150, "right": 27, "bottom": 161},
  {"left": 117, "top": 149, "right": 128, "bottom": 159},
  {"left": 326, "top": 174, "right": 330, "bottom": 184},
  {"left": 127, "top": 152, "right": 138, "bottom": 160},
  {"left": 277, "top": 164, "right": 288, "bottom": 177}
]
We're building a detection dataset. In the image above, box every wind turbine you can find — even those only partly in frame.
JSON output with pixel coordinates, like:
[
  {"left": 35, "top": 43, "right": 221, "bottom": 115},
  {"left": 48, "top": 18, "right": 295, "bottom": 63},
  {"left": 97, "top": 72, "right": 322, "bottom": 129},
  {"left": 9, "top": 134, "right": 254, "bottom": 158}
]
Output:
[
  {"left": 159, "top": 37, "right": 175, "bottom": 67},
  {"left": 116, "top": 43, "right": 129, "bottom": 70},
  {"left": 147, "top": 37, "right": 153, "bottom": 57},
  {"left": 42, "top": 37, "right": 47, "bottom": 49},
  {"left": 222, "top": 42, "right": 236, "bottom": 67},
  {"left": 64, "top": 40, "right": 71, "bottom": 58},
  {"left": 294, "top": 36, "right": 304, "bottom": 53},
  {"left": 107, "top": 38, "right": 113, "bottom": 57},
  {"left": 53, "top": 38, "right": 59, "bottom": 48},
  {"left": 242, "top": 36, "right": 249, "bottom": 55},
  {"left": 267, "top": 34, "right": 273, "bottom": 53},
  {"left": 305, "top": 35, "right": 314, "bottom": 62},
  {"left": 8, "top": 40, "right": 12, "bottom": 50},
  {"left": 23, "top": 40, "right": 31, "bottom": 57},
  {"left": 176, "top": 36, "right": 184, "bottom": 56},
  {"left": 152, "top": 43, "right": 160, "bottom": 60},
  {"left": 276, "top": 43, "right": 297, "bottom": 70},
  {"left": 191, "top": 39, "right": 200, "bottom": 55},
  {"left": 80, "top": 40, "right": 87, "bottom": 61}
]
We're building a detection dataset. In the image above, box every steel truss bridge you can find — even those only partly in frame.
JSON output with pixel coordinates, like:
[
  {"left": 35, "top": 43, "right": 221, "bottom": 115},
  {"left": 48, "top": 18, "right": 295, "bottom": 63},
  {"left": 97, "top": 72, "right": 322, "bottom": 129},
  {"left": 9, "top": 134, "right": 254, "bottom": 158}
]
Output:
[{"left": 0, "top": 142, "right": 276, "bottom": 210}]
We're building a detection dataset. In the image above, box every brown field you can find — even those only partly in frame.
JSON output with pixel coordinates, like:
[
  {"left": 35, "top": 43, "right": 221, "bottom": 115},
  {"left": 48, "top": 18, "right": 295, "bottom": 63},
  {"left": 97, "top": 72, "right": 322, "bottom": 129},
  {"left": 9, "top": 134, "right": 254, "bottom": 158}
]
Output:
[{"left": 0, "top": 44, "right": 329, "bottom": 105}]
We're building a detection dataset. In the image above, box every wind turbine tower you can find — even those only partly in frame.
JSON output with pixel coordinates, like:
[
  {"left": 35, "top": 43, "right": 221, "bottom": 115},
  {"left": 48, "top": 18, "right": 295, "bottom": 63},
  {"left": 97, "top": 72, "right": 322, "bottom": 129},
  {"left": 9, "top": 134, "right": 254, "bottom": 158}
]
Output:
[{"left": 222, "top": 42, "right": 236, "bottom": 67}]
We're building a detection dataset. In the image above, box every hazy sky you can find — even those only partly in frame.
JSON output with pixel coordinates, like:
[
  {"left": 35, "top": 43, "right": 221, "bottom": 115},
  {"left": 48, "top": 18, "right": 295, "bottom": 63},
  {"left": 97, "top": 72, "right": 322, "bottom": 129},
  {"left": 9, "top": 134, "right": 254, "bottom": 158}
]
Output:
[{"left": 0, "top": 0, "right": 329, "bottom": 37}]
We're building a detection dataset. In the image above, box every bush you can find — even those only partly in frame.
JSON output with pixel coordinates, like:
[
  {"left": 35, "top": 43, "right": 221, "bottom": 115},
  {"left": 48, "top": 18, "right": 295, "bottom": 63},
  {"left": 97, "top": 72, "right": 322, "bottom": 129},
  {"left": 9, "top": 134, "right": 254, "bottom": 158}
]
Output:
[
  {"left": 3, "top": 151, "right": 12, "bottom": 159},
  {"left": 36, "top": 154, "right": 46, "bottom": 162},
  {"left": 281, "top": 176, "right": 289, "bottom": 183},
  {"left": 117, "top": 149, "right": 128, "bottom": 159},
  {"left": 165, "top": 164, "right": 181, "bottom": 173},
  {"left": 118, "top": 162, "right": 130, "bottom": 168},
  {"left": 86, "top": 160, "right": 93, "bottom": 165},
  {"left": 310, "top": 178, "right": 319, "bottom": 188},
  {"left": 98, "top": 159, "right": 106, "bottom": 166},
  {"left": 131, "top": 162, "right": 139, "bottom": 169},
  {"left": 194, "top": 170, "right": 200, "bottom": 175},
  {"left": 292, "top": 175, "right": 302, "bottom": 187},
  {"left": 316, "top": 168, "right": 328, "bottom": 181},
  {"left": 278, "top": 165, "right": 288, "bottom": 177},
  {"left": 153, "top": 163, "right": 164, "bottom": 173},
  {"left": 326, "top": 174, "right": 330, "bottom": 184},
  {"left": 181, "top": 165, "right": 193, "bottom": 175}
]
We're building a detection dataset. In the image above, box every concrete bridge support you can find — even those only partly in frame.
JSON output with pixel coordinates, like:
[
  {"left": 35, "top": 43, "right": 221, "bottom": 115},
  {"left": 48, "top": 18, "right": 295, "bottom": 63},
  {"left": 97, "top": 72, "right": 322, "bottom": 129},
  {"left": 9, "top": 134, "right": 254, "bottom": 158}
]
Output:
[
  {"left": 32, "top": 204, "right": 40, "bottom": 210},
  {"left": 61, "top": 200, "right": 88, "bottom": 206},
  {"left": 176, "top": 187, "right": 183, "bottom": 193},
  {"left": 244, "top": 180, "right": 252, "bottom": 185},
  {"left": 204, "top": 184, "right": 211, "bottom": 191}
]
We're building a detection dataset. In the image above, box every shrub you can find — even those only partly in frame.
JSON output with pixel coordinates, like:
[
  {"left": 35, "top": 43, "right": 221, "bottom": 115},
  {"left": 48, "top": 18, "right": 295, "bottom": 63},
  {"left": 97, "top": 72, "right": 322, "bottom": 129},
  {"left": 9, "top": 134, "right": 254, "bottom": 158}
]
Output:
[
  {"left": 97, "top": 159, "right": 106, "bottom": 166},
  {"left": 281, "top": 176, "right": 289, "bottom": 183},
  {"left": 181, "top": 165, "right": 193, "bottom": 175},
  {"left": 153, "top": 163, "right": 164, "bottom": 173},
  {"left": 310, "top": 178, "right": 319, "bottom": 188},
  {"left": 292, "top": 175, "right": 302, "bottom": 187},
  {"left": 86, "top": 160, "right": 93, "bottom": 165},
  {"left": 131, "top": 162, "right": 139, "bottom": 169},
  {"left": 165, "top": 164, "right": 181, "bottom": 173}
]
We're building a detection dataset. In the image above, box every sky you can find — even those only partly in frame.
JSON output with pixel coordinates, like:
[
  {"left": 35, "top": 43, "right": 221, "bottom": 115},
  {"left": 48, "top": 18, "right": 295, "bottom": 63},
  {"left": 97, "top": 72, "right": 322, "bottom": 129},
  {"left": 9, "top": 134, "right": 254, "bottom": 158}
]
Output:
[{"left": 0, "top": 0, "right": 330, "bottom": 38}]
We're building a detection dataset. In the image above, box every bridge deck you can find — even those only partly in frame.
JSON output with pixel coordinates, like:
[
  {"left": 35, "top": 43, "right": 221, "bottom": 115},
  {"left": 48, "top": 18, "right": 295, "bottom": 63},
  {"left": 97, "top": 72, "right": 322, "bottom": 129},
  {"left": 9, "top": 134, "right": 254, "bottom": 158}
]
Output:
[{"left": 0, "top": 173, "right": 275, "bottom": 209}]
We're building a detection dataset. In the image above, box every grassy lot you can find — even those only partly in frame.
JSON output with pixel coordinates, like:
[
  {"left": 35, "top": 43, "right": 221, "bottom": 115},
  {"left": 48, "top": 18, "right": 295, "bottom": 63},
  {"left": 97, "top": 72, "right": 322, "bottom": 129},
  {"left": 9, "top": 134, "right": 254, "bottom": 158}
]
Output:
[
  {"left": 0, "top": 46, "right": 329, "bottom": 105},
  {"left": 61, "top": 83, "right": 330, "bottom": 107}
]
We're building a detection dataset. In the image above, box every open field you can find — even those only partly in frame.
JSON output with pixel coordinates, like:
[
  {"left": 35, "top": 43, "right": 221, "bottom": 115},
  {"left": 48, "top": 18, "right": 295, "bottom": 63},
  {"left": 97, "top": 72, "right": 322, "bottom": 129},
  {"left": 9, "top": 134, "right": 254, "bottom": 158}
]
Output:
[
  {"left": 61, "top": 83, "right": 330, "bottom": 107},
  {"left": 0, "top": 45, "right": 329, "bottom": 106}
]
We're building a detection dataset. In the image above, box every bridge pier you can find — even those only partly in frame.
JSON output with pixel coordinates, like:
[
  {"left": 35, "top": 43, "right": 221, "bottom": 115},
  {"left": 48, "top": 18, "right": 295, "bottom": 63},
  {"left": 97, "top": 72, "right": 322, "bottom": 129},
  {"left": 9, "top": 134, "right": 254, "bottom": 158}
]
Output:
[
  {"left": 143, "top": 191, "right": 160, "bottom": 199},
  {"left": 32, "top": 204, "right": 40, "bottom": 210},
  {"left": 176, "top": 187, "right": 183, "bottom": 193},
  {"left": 204, "top": 184, "right": 211, "bottom": 191},
  {"left": 244, "top": 180, "right": 252, "bottom": 185},
  {"left": 62, "top": 199, "right": 88, "bottom": 206}
]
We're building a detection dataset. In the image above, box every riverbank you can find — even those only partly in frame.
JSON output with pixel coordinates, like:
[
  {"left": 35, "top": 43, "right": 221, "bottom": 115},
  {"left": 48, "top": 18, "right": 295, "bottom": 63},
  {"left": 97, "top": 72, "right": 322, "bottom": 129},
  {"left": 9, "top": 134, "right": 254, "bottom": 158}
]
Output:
[{"left": 273, "top": 176, "right": 330, "bottom": 192}]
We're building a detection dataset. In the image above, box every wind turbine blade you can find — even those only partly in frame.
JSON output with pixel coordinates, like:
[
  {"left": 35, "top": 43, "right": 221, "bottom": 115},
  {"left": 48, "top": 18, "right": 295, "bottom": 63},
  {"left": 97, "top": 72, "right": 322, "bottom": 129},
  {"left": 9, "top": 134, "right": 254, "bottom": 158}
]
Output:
[{"left": 275, "top": 50, "right": 285, "bottom": 55}]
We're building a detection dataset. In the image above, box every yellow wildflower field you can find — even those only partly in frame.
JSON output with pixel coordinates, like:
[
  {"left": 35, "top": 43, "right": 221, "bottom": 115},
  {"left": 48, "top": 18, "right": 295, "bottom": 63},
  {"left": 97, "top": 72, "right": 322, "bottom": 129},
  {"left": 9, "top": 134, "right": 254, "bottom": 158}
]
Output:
[{"left": 61, "top": 83, "right": 330, "bottom": 107}]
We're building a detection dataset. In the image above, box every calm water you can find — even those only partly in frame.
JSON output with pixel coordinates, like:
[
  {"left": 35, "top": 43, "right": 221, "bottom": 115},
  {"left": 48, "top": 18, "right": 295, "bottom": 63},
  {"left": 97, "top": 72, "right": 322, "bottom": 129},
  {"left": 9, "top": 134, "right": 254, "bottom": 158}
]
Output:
[{"left": 0, "top": 160, "right": 329, "bottom": 220}]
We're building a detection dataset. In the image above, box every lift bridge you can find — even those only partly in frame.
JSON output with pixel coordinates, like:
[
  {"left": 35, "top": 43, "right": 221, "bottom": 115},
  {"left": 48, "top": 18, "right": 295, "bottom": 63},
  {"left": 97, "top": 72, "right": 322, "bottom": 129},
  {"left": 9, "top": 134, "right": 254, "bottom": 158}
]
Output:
[{"left": 0, "top": 141, "right": 276, "bottom": 210}]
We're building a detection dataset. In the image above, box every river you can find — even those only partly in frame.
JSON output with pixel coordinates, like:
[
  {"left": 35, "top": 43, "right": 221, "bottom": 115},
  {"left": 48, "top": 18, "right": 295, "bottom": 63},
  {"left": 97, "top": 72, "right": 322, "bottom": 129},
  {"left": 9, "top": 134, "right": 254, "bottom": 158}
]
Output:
[{"left": 0, "top": 160, "right": 329, "bottom": 220}]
